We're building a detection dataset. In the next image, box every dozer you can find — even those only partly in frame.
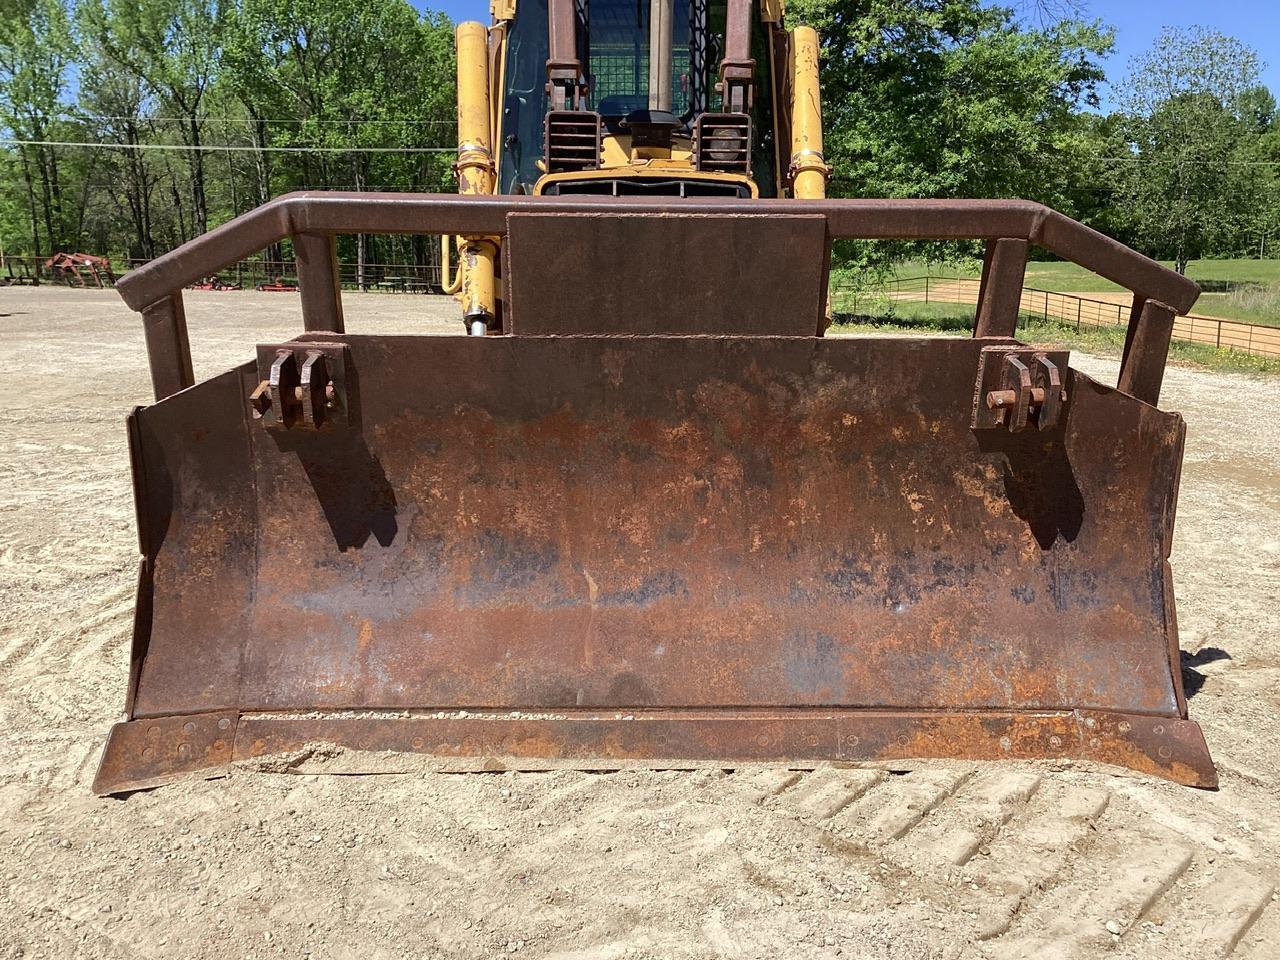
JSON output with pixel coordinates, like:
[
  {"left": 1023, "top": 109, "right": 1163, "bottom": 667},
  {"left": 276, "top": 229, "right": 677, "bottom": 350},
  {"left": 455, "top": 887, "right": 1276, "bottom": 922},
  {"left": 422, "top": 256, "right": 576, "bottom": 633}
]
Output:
[{"left": 94, "top": 0, "right": 1216, "bottom": 795}]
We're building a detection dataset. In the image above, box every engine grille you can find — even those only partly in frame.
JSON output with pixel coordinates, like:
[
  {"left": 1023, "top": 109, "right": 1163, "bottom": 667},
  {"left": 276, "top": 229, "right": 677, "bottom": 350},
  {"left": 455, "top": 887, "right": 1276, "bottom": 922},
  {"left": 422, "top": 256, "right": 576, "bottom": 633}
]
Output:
[
  {"left": 544, "top": 111, "right": 602, "bottom": 173},
  {"left": 694, "top": 113, "right": 752, "bottom": 174},
  {"left": 540, "top": 177, "right": 751, "bottom": 199}
]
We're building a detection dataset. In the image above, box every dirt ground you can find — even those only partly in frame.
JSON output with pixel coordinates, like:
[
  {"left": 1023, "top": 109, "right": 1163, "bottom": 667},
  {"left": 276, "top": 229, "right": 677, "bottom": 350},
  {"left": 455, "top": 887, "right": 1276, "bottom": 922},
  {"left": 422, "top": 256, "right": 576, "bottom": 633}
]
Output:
[{"left": 1, "top": 287, "right": 1278, "bottom": 960}]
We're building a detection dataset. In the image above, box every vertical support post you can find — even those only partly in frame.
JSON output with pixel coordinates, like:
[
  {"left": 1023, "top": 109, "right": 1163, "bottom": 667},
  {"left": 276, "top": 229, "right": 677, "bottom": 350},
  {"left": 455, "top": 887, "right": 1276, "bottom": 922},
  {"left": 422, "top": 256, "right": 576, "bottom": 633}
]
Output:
[
  {"left": 1118, "top": 298, "right": 1175, "bottom": 405},
  {"left": 142, "top": 292, "right": 194, "bottom": 402},
  {"left": 973, "top": 238, "right": 1027, "bottom": 338},
  {"left": 1119, "top": 294, "right": 1146, "bottom": 373},
  {"left": 720, "top": 0, "right": 755, "bottom": 114},
  {"left": 974, "top": 243, "right": 993, "bottom": 314},
  {"left": 648, "top": 0, "right": 675, "bottom": 110},
  {"left": 295, "top": 232, "right": 344, "bottom": 333}
]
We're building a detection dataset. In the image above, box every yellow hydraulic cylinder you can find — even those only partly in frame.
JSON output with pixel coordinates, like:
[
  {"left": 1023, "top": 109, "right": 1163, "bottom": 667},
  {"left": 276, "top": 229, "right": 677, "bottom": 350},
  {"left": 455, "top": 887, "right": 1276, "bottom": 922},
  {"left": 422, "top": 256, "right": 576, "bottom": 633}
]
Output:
[
  {"left": 455, "top": 21, "right": 497, "bottom": 333},
  {"left": 789, "top": 26, "right": 829, "bottom": 200}
]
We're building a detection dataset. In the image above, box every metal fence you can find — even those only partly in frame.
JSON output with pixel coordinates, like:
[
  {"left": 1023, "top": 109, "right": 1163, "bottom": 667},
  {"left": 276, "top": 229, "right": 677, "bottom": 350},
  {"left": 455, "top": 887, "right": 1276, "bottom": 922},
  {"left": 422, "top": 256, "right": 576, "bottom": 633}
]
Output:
[
  {"left": 124, "top": 257, "right": 445, "bottom": 293},
  {"left": 833, "top": 276, "right": 1280, "bottom": 359},
  {"left": 0, "top": 254, "right": 445, "bottom": 292}
]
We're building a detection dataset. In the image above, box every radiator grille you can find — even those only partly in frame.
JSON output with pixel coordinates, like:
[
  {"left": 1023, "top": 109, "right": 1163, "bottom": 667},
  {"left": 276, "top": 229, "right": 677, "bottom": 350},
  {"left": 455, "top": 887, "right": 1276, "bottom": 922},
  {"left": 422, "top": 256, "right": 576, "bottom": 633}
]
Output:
[
  {"left": 694, "top": 113, "right": 751, "bottom": 174},
  {"left": 545, "top": 111, "right": 602, "bottom": 173}
]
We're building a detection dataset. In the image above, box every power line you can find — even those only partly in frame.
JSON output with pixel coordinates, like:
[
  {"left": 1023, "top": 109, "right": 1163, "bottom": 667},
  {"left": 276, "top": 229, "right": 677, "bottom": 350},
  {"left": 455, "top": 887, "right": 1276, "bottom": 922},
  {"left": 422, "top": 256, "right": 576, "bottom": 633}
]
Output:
[
  {"left": 70, "top": 114, "right": 457, "bottom": 126},
  {"left": 0, "top": 138, "right": 454, "bottom": 154},
  {"left": 1098, "top": 156, "right": 1280, "bottom": 166}
]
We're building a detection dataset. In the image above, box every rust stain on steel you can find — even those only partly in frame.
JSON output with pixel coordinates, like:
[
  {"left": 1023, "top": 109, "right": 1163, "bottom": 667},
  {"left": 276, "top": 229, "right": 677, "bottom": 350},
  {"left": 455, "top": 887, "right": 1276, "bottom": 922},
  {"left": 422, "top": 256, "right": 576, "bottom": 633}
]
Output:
[
  {"left": 94, "top": 331, "right": 1215, "bottom": 794},
  {"left": 94, "top": 711, "right": 237, "bottom": 795},
  {"left": 503, "top": 213, "right": 830, "bottom": 335},
  {"left": 101, "top": 194, "right": 1212, "bottom": 795}
]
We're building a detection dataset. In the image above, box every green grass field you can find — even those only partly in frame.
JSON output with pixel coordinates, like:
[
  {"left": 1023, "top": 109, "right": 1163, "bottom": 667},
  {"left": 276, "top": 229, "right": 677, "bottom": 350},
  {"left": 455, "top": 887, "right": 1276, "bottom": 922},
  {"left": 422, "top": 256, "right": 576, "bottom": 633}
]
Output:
[{"left": 881, "top": 258, "right": 1280, "bottom": 327}]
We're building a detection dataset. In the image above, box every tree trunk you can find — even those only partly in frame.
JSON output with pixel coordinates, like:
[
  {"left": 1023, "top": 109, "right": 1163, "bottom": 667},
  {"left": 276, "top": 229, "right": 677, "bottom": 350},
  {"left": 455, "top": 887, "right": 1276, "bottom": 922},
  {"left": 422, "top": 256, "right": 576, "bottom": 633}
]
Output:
[
  {"left": 30, "top": 117, "right": 57, "bottom": 254},
  {"left": 46, "top": 142, "right": 66, "bottom": 251},
  {"left": 17, "top": 147, "right": 43, "bottom": 257},
  {"left": 250, "top": 114, "right": 283, "bottom": 267},
  {"left": 355, "top": 156, "right": 366, "bottom": 290},
  {"left": 122, "top": 134, "right": 150, "bottom": 260},
  {"left": 223, "top": 128, "right": 240, "bottom": 218},
  {"left": 164, "top": 154, "right": 188, "bottom": 245},
  {"left": 188, "top": 117, "right": 208, "bottom": 234},
  {"left": 131, "top": 121, "right": 157, "bottom": 259}
]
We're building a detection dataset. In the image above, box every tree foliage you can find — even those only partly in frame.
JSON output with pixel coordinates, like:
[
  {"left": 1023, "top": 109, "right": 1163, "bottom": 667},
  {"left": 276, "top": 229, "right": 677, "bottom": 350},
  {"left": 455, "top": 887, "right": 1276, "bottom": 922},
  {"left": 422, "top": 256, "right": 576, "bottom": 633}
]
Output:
[
  {"left": 0, "top": 0, "right": 1275, "bottom": 275},
  {"left": 786, "top": 0, "right": 1114, "bottom": 269},
  {"left": 0, "top": 0, "right": 77, "bottom": 253},
  {"left": 790, "top": 1, "right": 1112, "bottom": 207},
  {"left": 0, "top": 0, "right": 454, "bottom": 263},
  {"left": 1112, "top": 27, "right": 1267, "bottom": 274}
]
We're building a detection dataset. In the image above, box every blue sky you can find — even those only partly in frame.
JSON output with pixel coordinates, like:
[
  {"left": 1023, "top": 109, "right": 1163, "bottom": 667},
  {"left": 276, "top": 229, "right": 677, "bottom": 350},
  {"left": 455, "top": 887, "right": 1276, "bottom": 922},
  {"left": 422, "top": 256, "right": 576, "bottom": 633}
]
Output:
[
  {"left": 413, "top": 0, "right": 1280, "bottom": 110},
  {"left": 1090, "top": 0, "right": 1279, "bottom": 107}
]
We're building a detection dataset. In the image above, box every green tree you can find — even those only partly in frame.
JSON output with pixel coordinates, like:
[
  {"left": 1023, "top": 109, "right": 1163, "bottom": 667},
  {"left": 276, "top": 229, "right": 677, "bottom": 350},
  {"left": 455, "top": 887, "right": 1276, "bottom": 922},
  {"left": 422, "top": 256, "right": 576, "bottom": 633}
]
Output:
[
  {"left": 785, "top": 0, "right": 1112, "bottom": 270},
  {"left": 0, "top": 0, "right": 458, "bottom": 264},
  {"left": 1239, "top": 85, "right": 1279, "bottom": 258},
  {"left": 1112, "top": 27, "right": 1265, "bottom": 274},
  {"left": 90, "top": 0, "right": 228, "bottom": 238},
  {"left": 76, "top": 0, "right": 163, "bottom": 258},
  {"left": 788, "top": 0, "right": 1111, "bottom": 203},
  {"left": 0, "top": 0, "right": 77, "bottom": 254},
  {"left": 226, "top": 0, "right": 454, "bottom": 281}
]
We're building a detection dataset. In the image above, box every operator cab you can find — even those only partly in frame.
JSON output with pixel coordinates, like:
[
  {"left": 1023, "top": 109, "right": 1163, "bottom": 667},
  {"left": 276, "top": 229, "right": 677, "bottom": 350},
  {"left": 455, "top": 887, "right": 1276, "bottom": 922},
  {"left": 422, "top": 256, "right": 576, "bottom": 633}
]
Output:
[{"left": 495, "top": 0, "right": 779, "bottom": 198}]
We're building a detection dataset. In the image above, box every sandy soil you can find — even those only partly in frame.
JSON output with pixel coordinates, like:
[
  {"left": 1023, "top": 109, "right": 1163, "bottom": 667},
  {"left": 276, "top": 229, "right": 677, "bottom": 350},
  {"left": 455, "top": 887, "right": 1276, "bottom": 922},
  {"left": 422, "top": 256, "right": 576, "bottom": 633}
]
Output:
[{"left": 1, "top": 287, "right": 1278, "bottom": 960}]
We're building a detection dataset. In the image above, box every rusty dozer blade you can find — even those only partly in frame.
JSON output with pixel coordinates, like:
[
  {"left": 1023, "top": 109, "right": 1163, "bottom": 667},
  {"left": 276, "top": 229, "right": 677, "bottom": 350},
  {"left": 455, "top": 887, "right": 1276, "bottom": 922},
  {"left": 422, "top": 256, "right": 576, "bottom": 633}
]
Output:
[{"left": 95, "top": 197, "right": 1215, "bottom": 794}]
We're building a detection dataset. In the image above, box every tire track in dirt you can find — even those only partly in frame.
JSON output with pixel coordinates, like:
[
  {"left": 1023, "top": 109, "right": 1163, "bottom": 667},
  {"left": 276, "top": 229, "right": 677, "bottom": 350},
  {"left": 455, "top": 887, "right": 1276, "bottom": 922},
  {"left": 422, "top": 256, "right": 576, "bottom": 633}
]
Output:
[{"left": 752, "top": 765, "right": 1276, "bottom": 958}]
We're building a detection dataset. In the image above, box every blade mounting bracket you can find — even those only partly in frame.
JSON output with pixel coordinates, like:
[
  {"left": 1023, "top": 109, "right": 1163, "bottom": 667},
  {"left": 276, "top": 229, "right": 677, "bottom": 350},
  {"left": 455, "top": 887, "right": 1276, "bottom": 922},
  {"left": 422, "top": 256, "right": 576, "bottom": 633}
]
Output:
[
  {"left": 972, "top": 345, "right": 1069, "bottom": 432},
  {"left": 249, "top": 341, "right": 351, "bottom": 431}
]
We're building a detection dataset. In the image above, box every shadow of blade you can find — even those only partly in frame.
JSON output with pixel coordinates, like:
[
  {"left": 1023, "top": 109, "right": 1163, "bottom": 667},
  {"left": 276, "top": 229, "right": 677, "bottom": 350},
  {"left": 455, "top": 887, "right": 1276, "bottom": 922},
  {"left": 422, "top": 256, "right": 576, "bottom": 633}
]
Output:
[
  {"left": 976, "top": 424, "right": 1085, "bottom": 549},
  {"left": 272, "top": 426, "right": 398, "bottom": 551},
  {"left": 1180, "top": 646, "right": 1233, "bottom": 699}
]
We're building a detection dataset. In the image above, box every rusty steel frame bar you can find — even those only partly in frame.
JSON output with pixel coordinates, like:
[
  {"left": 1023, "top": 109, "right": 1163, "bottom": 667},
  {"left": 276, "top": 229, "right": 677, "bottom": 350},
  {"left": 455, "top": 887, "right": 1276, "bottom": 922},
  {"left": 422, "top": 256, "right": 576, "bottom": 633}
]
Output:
[
  {"left": 294, "top": 232, "right": 345, "bottom": 333},
  {"left": 546, "top": 0, "right": 582, "bottom": 110},
  {"left": 720, "top": 0, "right": 755, "bottom": 113},
  {"left": 140, "top": 292, "right": 194, "bottom": 399},
  {"left": 1119, "top": 299, "right": 1177, "bottom": 405},
  {"left": 118, "top": 194, "right": 1200, "bottom": 403},
  {"left": 974, "top": 238, "right": 1028, "bottom": 338},
  {"left": 116, "top": 194, "right": 1200, "bottom": 315}
]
